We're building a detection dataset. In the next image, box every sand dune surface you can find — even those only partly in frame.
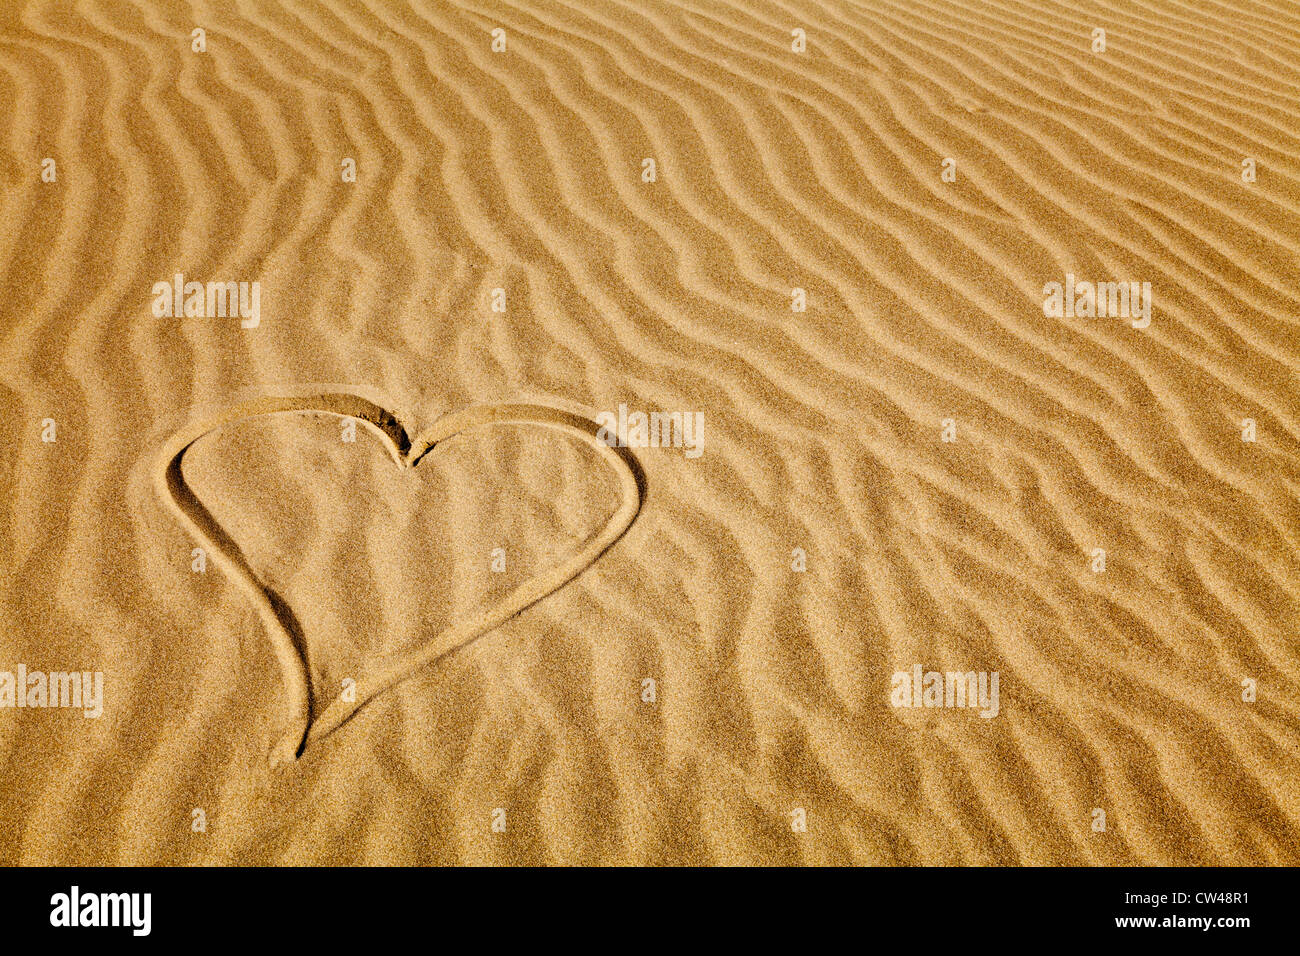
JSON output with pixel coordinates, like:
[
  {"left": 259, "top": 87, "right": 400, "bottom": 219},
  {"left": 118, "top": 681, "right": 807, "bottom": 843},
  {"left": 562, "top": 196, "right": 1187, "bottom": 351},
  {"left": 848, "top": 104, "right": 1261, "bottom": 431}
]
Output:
[{"left": 1, "top": 0, "right": 1298, "bottom": 864}]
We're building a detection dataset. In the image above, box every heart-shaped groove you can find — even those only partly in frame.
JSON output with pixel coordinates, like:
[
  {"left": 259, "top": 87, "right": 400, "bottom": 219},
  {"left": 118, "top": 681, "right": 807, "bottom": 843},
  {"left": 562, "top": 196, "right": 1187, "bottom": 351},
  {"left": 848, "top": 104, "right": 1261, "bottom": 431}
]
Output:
[{"left": 155, "top": 392, "right": 641, "bottom": 770}]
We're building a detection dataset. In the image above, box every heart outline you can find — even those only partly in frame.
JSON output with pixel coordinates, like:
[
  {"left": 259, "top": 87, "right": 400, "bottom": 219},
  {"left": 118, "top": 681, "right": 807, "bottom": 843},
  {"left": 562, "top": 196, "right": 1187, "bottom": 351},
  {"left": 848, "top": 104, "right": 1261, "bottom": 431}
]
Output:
[{"left": 155, "top": 391, "right": 641, "bottom": 769}]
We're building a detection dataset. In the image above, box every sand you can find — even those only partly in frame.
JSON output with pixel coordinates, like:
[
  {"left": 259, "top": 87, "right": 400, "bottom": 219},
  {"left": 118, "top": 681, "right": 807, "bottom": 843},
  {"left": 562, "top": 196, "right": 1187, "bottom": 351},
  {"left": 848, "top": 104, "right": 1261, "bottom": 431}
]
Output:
[{"left": 1, "top": 0, "right": 1298, "bottom": 865}]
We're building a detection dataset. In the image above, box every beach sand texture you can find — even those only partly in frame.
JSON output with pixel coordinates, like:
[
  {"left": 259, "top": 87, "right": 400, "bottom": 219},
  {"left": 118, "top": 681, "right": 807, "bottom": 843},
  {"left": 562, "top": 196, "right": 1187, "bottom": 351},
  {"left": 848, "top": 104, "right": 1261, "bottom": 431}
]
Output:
[{"left": 1, "top": 0, "right": 1298, "bottom": 864}]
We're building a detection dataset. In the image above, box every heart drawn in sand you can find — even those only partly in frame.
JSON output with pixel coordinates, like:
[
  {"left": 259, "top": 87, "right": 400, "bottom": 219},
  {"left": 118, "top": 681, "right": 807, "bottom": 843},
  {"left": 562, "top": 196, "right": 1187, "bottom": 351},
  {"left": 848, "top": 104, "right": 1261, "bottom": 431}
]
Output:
[{"left": 155, "top": 391, "right": 641, "bottom": 769}]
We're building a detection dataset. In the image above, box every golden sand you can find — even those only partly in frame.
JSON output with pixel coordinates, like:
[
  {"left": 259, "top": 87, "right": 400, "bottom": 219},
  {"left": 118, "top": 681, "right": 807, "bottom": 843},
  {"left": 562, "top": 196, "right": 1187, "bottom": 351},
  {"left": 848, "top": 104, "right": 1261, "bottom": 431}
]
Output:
[{"left": 1, "top": 0, "right": 1298, "bottom": 864}]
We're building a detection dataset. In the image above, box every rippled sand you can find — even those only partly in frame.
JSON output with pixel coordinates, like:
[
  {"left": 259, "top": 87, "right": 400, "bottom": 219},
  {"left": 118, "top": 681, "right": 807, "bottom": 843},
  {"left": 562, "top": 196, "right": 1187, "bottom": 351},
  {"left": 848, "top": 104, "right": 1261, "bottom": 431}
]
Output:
[{"left": 1, "top": 0, "right": 1298, "bottom": 865}]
